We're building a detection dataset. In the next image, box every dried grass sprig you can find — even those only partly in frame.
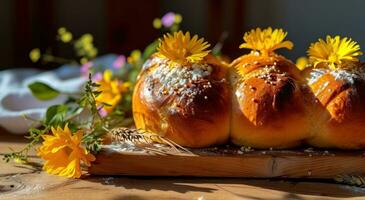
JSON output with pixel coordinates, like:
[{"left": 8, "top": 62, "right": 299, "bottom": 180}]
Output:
[
  {"left": 109, "top": 127, "right": 194, "bottom": 156},
  {"left": 334, "top": 174, "right": 365, "bottom": 187}
]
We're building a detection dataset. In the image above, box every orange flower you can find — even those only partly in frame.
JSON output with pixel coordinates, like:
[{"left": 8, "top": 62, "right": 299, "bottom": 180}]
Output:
[{"left": 38, "top": 124, "right": 95, "bottom": 178}]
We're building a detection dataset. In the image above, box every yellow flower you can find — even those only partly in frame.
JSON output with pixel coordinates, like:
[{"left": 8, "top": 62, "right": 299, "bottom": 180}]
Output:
[
  {"left": 153, "top": 18, "right": 162, "bottom": 29},
  {"left": 38, "top": 124, "right": 95, "bottom": 178},
  {"left": 29, "top": 48, "right": 41, "bottom": 63},
  {"left": 295, "top": 56, "right": 309, "bottom": 71},
  {"left": 80, "top": 57, "right": 89, "bottom": 65},
  {"left": 127, "top": 50, "right": 141, "bottom": 65},
  {"left": 96, "top": 70, "right": 129, "bottom": 113},
  {"left": 79, "top": 33, "right": 93, "bottom": 43},
  {"left": 13, "top": 157, "right": 26, "bottom": 164},
  {"left": 58, "top": 27, "right": 73, "bottom": 43},
  {"left": 239, "top": 27, "right": 293, "bottom": 56},
  {"left": 58, "top": 27, "right": 67, "bottom": 34},
  {"left": 156, "top": 31, "right": 211, "bottom": 65},
  {"left": 174, "top": 14, "right": 182, "bottom": 24},
  {"left": 74, "top": 34, "right": 98, "bottom": 58},
  {"left": 307, "top": 35, "right": 363, "bottom": 70},
  {"left": 61, "top": 32, "right": 73, "bottom": 43}
]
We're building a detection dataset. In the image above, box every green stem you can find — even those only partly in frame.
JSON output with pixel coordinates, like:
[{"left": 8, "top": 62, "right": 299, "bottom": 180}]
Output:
[{"left": 42, "top": 54, "right": 77, "bottom": 64}]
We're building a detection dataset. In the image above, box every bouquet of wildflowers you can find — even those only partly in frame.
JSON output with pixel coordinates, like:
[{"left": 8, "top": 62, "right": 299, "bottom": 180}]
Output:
[{"left": 4, "top": 12, "right": 187, "bottom": 178}]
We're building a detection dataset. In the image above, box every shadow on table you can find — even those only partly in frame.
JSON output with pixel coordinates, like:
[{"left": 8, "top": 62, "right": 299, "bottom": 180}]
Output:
[
  {"left": 0, "top": 128, "right": 29, "bottom": 143},
  {"left": 85, "top": 176, "right": 216, "bottom": 194},
  {"left": 85, "top": 176, "right": 365, "bottom": 199}
]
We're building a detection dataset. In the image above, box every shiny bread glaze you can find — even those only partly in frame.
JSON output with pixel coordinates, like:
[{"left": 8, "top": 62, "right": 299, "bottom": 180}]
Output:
[
  {"left": 132, "top": 54, "right": 230, "bottom": 148},
  {"left": 230, "top": 53, "right": 309, "bottom": 148},
  {"left": 304, "top": 65, "right": 365, "bottom": 149}
]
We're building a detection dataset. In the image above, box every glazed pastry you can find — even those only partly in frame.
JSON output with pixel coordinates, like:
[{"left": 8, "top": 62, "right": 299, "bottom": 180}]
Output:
[
  {"left": 132, "top": 31, "right": 230, "bottom": 148},
  {"left": 230, "top": 27, "right": 309, "bottom": 149},
  {"left": 304, "top": 35, "right": 365, "bottom": 149}
]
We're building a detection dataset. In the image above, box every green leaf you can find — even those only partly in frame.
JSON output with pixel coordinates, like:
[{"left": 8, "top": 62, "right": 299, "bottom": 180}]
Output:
[
  {"left": 26, "top": 128, "right": 44, "bottom": 138},
  {"left": 28, "top": 82, "right": 60, "bottom": 101},
  {"left": 129, "top": 69, "right": 140, "bottom": 82},
  {"left": 67, "top": 122, "right": 79, "bottom": 133},
  {"left": 45, "top": 104, "right": 68, "bottom": 126},
  {"left": 142, "top": 40, "right": 158, "bottom": 60}
]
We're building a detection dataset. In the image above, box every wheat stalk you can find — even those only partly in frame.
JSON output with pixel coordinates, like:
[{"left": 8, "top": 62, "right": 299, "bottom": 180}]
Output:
[
  {"left": 108, "top": 127, "right": 194, "bottom": 156},
  {"left": 334, "top": 174, "right": 365, "bottom": 187}
]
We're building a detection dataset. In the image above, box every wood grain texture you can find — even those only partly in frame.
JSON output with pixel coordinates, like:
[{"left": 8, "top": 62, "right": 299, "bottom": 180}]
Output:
[
  {"left": 2, "top": 130, "right": 365, "bottom": 200},
  {"left": 89, "top": 146, "right": 365, "bottom": 179}
]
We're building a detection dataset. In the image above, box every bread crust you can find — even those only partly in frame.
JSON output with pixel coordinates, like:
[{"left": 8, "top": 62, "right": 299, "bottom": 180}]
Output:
[
  {"left": 230, "top": 53, "right": 309, "bottom": 148},
  {"left": 132, "top": 54, "right": 230, "bottom": 148},
  {"left": 304, "top": 67, "right": 365, "bottom": 149}
]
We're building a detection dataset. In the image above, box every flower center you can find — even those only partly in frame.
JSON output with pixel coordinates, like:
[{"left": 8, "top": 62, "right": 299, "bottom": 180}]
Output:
[{"left": 63, "top": 146, "right": 73, "bottom": 155}]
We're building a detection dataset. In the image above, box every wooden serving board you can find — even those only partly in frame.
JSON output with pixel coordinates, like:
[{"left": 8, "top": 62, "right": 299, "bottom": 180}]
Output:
[{"left": 89, "top": 144, "right": 365, "bottom": 179}]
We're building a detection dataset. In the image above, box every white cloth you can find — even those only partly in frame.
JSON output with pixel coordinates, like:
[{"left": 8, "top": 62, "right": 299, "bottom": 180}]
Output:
[{"left": 0, "top": 54, "right": 117, "bottom": 134}]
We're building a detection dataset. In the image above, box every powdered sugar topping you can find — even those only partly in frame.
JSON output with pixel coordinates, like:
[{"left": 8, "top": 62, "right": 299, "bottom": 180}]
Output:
[
  {"left": 143, "top": 57, "right": 215, "bottom": 106},
  {"left": 307, "top": 68, "right": 365, "bottom": 85}
]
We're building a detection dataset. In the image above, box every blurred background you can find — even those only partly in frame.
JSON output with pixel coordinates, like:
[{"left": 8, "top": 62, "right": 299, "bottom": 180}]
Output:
[{"left": 1, "top": 0, "right": 365, "bottom": 69}]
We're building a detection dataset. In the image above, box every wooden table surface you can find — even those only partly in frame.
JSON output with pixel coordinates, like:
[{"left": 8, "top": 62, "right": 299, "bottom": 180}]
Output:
[{"left": 1, "top": 129, "right": 365, "bottom": 200}]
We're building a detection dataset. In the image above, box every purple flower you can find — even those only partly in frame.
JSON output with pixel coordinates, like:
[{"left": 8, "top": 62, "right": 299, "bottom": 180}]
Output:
[
  {"left": 112, "top": 55, "right": 126, "bottom": 69},
  {"left": 161, "top": 12, "right": 175, "bottom": 28},
  {"left": 98, "top": 106, "right": 108, "bottom": 118},
  {"left": 92, "top": 72, "right": 103, "bottom": 82},
  {"left": 80, "top": 62, "right": 93, "bottom": 77}
]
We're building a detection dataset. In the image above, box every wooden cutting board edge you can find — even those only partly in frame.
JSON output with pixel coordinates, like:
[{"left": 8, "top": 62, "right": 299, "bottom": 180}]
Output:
[{"left": 89, "top": 147, "right": 365, "bottom": 179}]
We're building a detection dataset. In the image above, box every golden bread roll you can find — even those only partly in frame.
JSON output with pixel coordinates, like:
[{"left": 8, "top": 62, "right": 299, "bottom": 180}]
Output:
[
  {"left": 132, "top": 31, "right": 230, "bottom": 148},
  {"left": 304, "top": 36, "right": 365, "bottom": 149},
  {"left": 230, "top": 27, "right": 309, "bottom": 148}
]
